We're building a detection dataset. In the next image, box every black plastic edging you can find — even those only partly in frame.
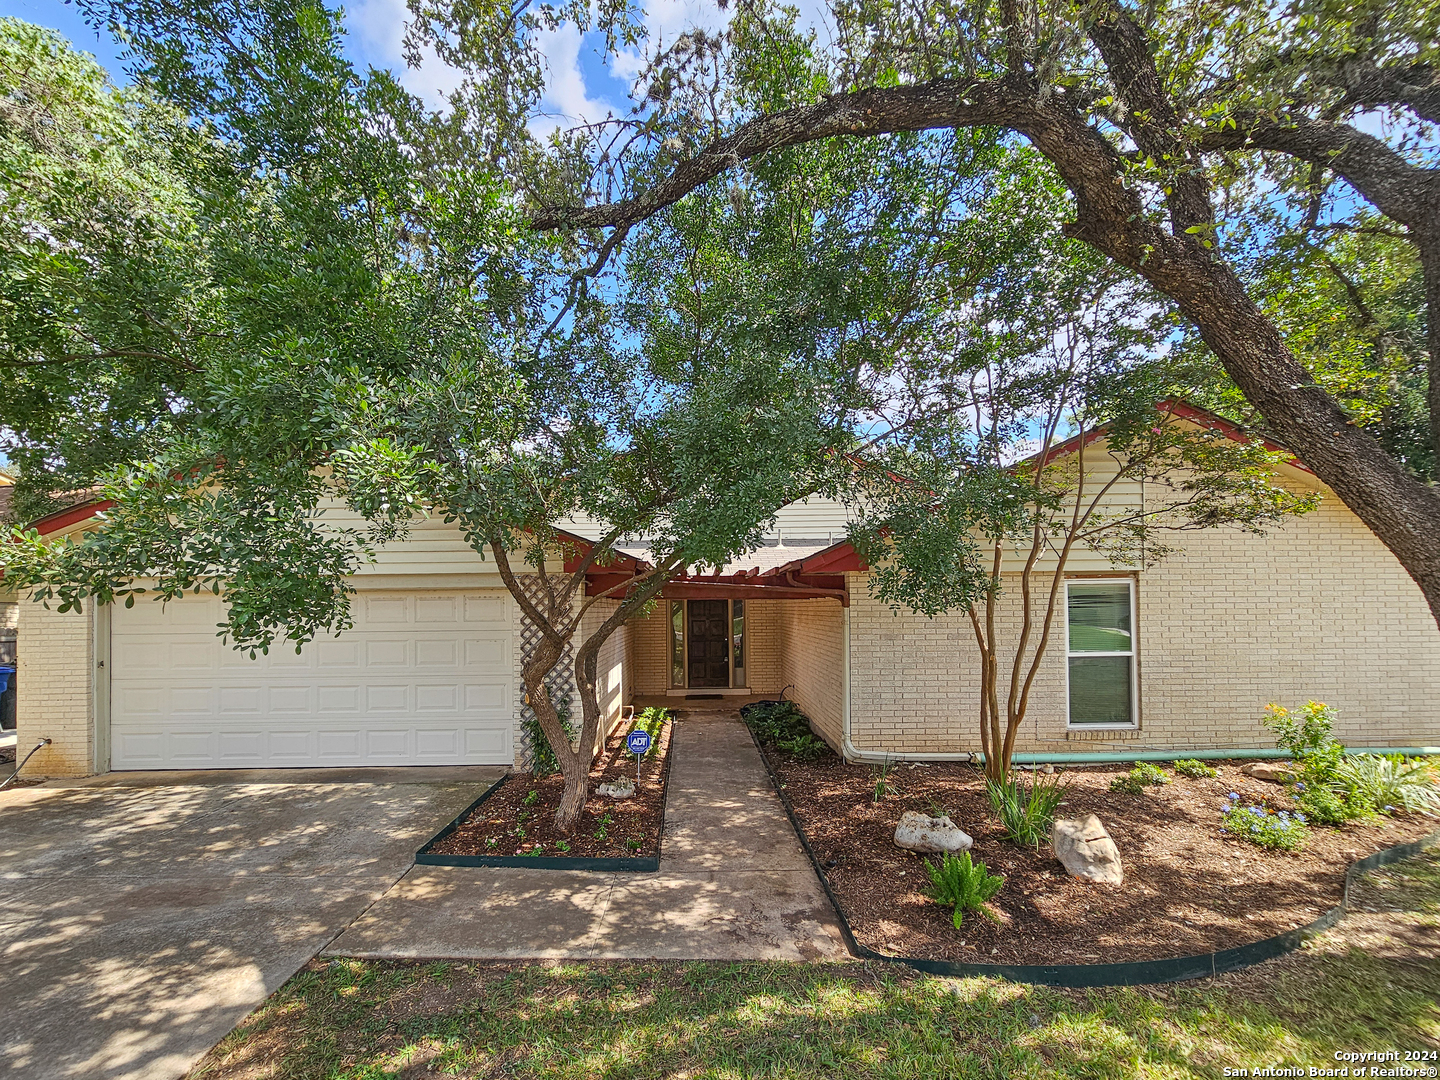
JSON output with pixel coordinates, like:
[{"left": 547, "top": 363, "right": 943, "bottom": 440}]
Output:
[
  {"left": 746, "top": 726, "right": 1440, "bottom": 987},
  {"left": 416, "top": 721, "right": 676, "bottom": 872}
]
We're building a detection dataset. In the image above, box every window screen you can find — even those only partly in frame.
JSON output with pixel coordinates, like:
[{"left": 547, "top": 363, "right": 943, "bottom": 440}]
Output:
[{"left": 1067, "top": 581, "right": 1135, "bottom": 725}]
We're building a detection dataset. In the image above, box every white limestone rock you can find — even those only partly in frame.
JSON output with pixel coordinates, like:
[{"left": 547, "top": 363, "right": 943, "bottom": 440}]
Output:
[
  {"left": 598, "top": 777, "right": 636, "bottom": 799},
  {"left": 893, "top": 811, "right": 973, "bottom": 855},
  {"left": 1052, "top": 814, "right": 1124, "bottom": 885}
]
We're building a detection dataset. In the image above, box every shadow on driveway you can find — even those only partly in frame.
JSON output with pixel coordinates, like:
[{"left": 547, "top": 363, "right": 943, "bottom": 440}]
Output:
[{"left": 0, "top": 771, "right": 498, "bottom": 1080}]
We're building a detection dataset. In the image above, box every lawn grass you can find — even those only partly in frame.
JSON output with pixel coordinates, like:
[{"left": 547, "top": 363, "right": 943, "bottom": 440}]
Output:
[{"left": 191, "top": 852, "right": 1440, "bottom": 1080}]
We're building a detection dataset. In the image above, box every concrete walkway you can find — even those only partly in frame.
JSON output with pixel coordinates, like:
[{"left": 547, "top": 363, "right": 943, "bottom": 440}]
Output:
[
  {"left": 0, "top": 770, "right": 498, "bottom": 1080},
  {"left": 327, "top": 711, "right": 850, "bottom": 961}
]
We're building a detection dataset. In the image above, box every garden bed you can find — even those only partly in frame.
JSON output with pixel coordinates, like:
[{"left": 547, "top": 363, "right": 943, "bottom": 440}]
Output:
[
  {"left": 420, "top": 714, "right": 673, "bottom": 870},
  {"left": 759, "top": 747, "right": 1438, "bottom": 966}
]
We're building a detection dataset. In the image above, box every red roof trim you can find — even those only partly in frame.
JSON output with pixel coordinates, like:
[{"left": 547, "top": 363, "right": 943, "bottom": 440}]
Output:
[
  {"left": 1034, "top": 400, "right": 1314, "bottom": 475},
  {"left": 767, "top": 538, "right": 868, "bottom": 578},
  {"left": 32, "top": 499, "right": 115, "bottom": 535}
]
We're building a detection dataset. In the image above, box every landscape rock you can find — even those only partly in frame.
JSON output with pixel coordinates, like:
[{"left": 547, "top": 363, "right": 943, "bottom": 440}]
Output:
[
  {"left": 1051, "top": 814, "right": 1124, "bottom": 885},
  {"left": 598, "top": 777, "right": 635, "bottom": 799},
  {"left": 893, "top": 811, "right": 973, "bottom": 855},
  {"left": 1241, "top": 761, "right": 1299, "bottom": 783}
]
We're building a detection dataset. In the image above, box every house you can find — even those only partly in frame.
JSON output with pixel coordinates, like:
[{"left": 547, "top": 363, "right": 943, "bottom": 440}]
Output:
[{"left": 9, "top": 412, "right": 1440, "bottom": 778}]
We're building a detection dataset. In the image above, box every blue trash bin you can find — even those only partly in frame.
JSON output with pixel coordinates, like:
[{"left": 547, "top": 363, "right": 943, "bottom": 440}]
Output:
[{"left": 0, "top": 666, "right": 12, "bottom": 695}]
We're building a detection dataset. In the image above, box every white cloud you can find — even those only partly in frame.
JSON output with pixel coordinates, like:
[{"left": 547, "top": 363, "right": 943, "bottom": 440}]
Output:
[
  {"left": 528, "top": 21, "right": 624, "bottom": 141},
  {"left": 345, "top": 0, "right": 466, "bottom": 108}
]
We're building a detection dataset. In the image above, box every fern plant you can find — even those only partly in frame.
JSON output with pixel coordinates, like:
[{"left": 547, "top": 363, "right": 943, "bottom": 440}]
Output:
[{"left": 923, "top": 851, "right": 1005, "bottom": 929}]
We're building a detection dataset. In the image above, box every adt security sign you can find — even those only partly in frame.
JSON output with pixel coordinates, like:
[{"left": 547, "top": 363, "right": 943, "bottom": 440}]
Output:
[{"left": 626, "top": 730, "right": 652, "bottom": 756}]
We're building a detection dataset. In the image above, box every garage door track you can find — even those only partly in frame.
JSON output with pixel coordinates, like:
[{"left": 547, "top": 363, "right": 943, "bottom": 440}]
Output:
[{"left": 0, "top": 770, "right": 497, "bottom": 1080}]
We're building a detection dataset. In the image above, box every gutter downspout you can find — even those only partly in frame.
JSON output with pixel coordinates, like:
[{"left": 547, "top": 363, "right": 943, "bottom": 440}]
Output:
[{"left": 838, "top": 608, "right": 1438, "bottom": 764}]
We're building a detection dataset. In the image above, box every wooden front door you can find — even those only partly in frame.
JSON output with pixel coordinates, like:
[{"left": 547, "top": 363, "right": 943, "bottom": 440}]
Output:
[{"left": 686, "top": 600, "right": 731, "bottom": 688}]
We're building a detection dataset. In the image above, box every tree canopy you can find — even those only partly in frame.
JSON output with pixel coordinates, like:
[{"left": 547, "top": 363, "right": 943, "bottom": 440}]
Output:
[{"left": 206, "top": 0, "right": 1433, "bottom": 624}]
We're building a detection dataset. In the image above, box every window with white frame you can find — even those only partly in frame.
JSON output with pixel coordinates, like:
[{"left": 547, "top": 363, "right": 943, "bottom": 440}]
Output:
[{"left": 1065, "top": 579, "right": 1136, "bottom": 726}]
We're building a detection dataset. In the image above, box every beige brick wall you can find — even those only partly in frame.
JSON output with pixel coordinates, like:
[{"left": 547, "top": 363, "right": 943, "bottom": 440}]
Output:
[
  {"left": 744, "top": 601, "right": 784, "bottom": 694},
  {"left": 580, "top": 597, "right": 628, "bottom": 747},
  {"left": 628, "top": 603, "right": 671, "bottom": 694},
  {"left": 15, "top": 599, "right": 96, "bottom": 777},
  {"left": 848, "top": 484, "right": 1440, "bottom": 756},
  {"left": 776, "top": 599, "right": 846, "bottom": 749}
]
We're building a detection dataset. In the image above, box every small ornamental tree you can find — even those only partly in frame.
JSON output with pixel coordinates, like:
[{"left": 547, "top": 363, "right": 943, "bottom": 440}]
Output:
[{"left": 850, "top": 203, "right": 1317, "bottom": 781}]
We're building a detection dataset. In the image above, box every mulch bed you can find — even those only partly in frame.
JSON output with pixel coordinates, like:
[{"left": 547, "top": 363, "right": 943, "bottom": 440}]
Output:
[
  {"left": 428, "top": 719, "right": 672, "bottom": 860},
  {"left": 760, "top": 745, "right": 1438, "bottom": 965}
]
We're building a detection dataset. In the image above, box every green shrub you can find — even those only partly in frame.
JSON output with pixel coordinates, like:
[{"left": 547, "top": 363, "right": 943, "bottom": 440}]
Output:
[
  {"left": 1293, "top": 782, "right": 1373, "bottom": 827},
  {"left": 1221, "top": 794, "right": 1308, "bottom": 851},
  {"left": 923, "top": 851, "right": 1005, "bottom": 929},
  {"left": 1263, "top": 701, "right": 1344, "bottom": 783},
  {"left": 1173, "top": 759, "right": 1217, "bottom": 779},
  {"left": 1110, "top": 762, "right": 1172, "bottom": 795},
  {"left": 987, "top": 771, "right": 1068, "bottom": 848},
  {"left": 1333, "top": 754, "right": 1440, "bottom": 816},
  {"left": 628, "top": 707, "right": 670, "bottom": 759},
  {"left": 776, "top": 733, "right": 829, "bottom": 761},
  {"left": 740, "top": 699, "right": 811, "bottom": 743}
]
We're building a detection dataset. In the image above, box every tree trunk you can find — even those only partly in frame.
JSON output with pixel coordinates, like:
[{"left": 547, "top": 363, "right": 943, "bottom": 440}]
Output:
[{"left": 1133, "top": 248, "right": 1440, "bottom": 620}]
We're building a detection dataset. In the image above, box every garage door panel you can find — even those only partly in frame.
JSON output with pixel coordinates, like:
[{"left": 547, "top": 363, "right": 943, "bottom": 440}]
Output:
[
  {"left": 415, "top": 595, "right": 458, "bottom": 623},
  {"left": 365, "top": 685, "right": 408, "bottom": 712},
  {"left": 363, "top": 595, "right": 411, "bottom": 624},
  {"left": 268, "top": 685, "right": 312, "bottom": 713},
  {"left": 464, "top": 596, "right": 506, "bottom": 623},
  {"left": 169, "top": 731, "right": 217, "bottom": 762},
  {"left": 317, "top": 685, "right": 362, "bottom": 713},
  {"left": 414, "top": 639, "right": 456, "bottom": 667},
  {"left": 115, "top": 638, "right": 215, "bottom": 675},
  {"left": 416, "top": 728, "right": 460, "bottom": 757},
  {"left": 114, "top": 685, "right": 165, "bottom": 718},
  {"left": 317, "top": 730, "right": 361, "bottom": 760},
  {"left": 366, "top": 730, "right": 409, "bottom": 758},
  {"left": 218, "top": 686, "right": 263, "bottom": 715},
  {"left": 218, "top": 730, "right": 265, "bottom": 762},
  {"left": 464, "top": 636, "right": 509, "bottom": 671},
  {"left": 269, "top": 730, "right": 313, "bottom": 760},
  {"left": 465, "top": 727, "right": 510, "bottom": 759},
  {"left": 116, "top": 731, "right": 164, "bottom": 767},
  {"left": 365, "top": 639, "right": 409, "bottom": 667},
  {"left": 464, "top": 681, "right": 511, "bottom": 717},
  {"left": 313, "top": 639, "right": 362, "bottom": 668},
  {"left": 110, "top": 590, "right": 516, "bottom": 768}
]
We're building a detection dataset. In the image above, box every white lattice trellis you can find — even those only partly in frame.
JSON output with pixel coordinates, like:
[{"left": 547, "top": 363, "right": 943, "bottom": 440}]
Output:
[{"left": 515, "top": 574, "right": 577, "bottom": 770}]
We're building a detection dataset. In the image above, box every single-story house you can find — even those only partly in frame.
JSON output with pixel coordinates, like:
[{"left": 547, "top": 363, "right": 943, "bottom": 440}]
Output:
[{"left": 8, "top": 410, "right": 1440, "bottom": 778}]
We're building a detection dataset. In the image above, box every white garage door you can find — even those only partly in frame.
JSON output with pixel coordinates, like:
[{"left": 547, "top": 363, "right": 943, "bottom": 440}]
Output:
[{"left": 110, "top": 591, "right": 515, "bottom": 769}]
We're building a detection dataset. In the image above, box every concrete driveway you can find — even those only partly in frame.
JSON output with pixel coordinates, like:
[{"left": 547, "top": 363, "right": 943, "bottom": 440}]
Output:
[{"left": 0, "top": 768, "right": 498, "bottom": 1080}]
